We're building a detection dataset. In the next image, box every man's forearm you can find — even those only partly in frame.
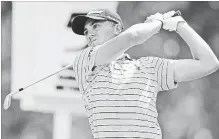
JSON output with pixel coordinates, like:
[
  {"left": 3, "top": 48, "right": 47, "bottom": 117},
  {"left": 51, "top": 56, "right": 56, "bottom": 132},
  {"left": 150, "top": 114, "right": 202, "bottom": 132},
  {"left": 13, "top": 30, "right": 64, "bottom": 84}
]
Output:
[
  {"left": 95, "top": 20, "right": 162, "bottom": 66},
  {"left": 177, "top": 22, "right": 219, "bottom": 68},
  {"left": 128, "top": 20, "right": 162, "bottom": 46}
]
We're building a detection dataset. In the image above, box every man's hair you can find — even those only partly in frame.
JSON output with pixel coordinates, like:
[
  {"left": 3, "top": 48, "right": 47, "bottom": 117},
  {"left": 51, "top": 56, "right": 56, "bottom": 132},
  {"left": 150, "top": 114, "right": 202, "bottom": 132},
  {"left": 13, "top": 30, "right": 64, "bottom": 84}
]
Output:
[{"left": 111, "top": 21, "right": 123, "bottom": 34}]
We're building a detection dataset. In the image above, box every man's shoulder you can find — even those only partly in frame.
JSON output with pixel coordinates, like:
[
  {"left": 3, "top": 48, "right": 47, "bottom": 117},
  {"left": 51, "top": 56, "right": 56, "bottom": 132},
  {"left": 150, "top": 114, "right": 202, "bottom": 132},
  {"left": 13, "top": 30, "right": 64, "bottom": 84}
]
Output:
[{"left": 75, "top": 46, "right": 93, "bottom": 58}]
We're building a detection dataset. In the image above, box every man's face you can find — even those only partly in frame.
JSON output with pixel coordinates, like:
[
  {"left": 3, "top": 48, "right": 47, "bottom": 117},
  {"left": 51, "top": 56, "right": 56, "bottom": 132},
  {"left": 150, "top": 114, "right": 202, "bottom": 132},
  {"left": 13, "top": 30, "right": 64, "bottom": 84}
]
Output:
[{"left": 84, "top": 19, "right": 117, "bottom": 47}]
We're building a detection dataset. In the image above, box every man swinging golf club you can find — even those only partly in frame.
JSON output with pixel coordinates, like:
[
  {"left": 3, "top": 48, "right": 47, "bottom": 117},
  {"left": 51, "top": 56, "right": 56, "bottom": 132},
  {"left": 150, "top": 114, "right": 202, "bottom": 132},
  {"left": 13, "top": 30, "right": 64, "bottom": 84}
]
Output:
[
  {"left": 70, "top": 9, "right": 219, "bottom": 139},
  {"left": 4, "top": 9, "right": 219, "bottom": 139}
]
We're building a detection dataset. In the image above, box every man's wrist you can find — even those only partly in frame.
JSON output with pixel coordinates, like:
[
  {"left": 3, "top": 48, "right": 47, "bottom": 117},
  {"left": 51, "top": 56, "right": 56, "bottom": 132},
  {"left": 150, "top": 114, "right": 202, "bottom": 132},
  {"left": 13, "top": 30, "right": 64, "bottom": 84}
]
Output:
[
  {"left": 176, "top": 21, "right": 187, "bottom": 33},
  {"left": 154, "top": 20, "right": 163, "bottom": 31}
]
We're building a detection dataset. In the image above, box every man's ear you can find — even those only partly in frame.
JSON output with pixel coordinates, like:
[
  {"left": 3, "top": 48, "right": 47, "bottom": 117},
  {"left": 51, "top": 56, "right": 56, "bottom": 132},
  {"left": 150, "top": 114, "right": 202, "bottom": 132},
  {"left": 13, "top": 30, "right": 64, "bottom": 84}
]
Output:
[{"left": 115, "top": 24, "right": 122, "bottom": 35}]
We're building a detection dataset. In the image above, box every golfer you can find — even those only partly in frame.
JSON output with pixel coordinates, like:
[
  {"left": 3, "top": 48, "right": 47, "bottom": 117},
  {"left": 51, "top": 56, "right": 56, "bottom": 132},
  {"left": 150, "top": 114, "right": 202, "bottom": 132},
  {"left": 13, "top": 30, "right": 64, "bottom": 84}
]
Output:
[{"left": 71, "top": 9, "right": 219, "bottom": 139}]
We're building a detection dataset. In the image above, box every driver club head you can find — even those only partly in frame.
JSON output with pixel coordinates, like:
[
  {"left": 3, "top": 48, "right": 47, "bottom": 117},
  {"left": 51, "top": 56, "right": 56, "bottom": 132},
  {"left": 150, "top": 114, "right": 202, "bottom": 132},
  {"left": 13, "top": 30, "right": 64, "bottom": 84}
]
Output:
[{"left": 3, "top": 94, "right": 12, "bottom": 110}]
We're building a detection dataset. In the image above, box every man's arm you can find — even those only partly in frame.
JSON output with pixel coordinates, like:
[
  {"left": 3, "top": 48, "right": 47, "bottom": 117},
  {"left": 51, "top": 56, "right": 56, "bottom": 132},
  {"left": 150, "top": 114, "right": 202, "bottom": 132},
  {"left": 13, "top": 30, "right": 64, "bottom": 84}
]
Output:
[
  {"left": 172, "top": 22, "right": 219, "bottom": 82},
  {"left": 95, "top": 20, "right": 162, "bottom": 66}
]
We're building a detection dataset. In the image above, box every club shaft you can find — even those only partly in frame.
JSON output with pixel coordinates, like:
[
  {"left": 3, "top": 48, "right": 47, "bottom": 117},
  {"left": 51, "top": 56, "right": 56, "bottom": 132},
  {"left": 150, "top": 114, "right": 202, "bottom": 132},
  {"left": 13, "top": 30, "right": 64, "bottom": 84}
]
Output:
[{"left": 10, "top": 63, "right": 73, "bottom": 96}]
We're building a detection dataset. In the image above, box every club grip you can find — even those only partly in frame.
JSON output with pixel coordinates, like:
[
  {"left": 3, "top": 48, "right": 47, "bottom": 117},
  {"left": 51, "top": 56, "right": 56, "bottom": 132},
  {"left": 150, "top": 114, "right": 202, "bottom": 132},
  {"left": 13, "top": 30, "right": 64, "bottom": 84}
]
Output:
[{"left": 173, "top": 10, "right": 181, "bottom": 17}]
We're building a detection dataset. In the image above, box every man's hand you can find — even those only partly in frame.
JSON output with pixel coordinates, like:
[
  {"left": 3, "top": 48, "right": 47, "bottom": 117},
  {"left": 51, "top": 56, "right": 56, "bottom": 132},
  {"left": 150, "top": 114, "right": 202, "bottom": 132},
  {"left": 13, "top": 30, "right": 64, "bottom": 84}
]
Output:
[
  {"left": 144, "top": 12, "right": 164, "bottom": 23},
  {"left": 162, "top": 11, "right": 186, "bottom": 32},
  {"left": 144, "top": 11, "right": 182, "bottom": 29}
]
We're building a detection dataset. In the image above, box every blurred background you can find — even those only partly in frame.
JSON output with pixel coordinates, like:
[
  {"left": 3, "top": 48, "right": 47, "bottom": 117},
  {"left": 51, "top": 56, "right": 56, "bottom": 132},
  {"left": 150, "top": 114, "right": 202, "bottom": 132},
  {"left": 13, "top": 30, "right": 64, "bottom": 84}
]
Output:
[{"left": 1, "top": 1, "right": 219, "bottom": 139}]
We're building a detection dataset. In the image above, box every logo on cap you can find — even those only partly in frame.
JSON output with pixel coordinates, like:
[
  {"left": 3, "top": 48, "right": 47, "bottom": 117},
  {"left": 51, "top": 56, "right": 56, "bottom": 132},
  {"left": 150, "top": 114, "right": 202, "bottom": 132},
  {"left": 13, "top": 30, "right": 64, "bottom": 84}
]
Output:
[{"left": 88, "top": 10, "right": 104, "bottom": 15}]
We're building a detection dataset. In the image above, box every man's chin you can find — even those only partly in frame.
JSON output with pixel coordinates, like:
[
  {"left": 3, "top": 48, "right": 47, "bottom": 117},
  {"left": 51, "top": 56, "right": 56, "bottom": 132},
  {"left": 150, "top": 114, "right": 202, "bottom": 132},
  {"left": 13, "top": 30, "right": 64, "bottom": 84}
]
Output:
[
  {"left": 90, "top": 42, "right": 102, "bottom": 47},
  {"left": 89, "top": 44, "right": 96, "bottom": 47}
]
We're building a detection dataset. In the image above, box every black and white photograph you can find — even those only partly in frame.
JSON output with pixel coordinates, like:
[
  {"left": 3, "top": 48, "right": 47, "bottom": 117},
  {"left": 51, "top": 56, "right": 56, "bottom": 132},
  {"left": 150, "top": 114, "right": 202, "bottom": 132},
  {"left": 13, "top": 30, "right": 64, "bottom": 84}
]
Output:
[{"left": 1, "top": 1, "right": 219, "bottom": 139}]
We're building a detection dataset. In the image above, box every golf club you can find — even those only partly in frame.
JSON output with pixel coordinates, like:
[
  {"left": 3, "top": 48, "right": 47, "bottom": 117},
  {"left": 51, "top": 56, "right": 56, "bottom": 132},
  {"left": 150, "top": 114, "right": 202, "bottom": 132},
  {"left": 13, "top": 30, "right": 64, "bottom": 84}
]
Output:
[{"left": 3, "top": 63, "right": 73, "bottom": 110}]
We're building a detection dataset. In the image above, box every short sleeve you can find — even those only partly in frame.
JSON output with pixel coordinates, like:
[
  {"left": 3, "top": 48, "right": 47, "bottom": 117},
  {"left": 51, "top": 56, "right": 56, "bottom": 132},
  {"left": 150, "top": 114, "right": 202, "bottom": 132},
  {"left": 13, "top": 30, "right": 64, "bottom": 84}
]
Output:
[
  {"left": 138, "top": 57, "right": 178, "bottom": 91},
  {"left": 154, "top": 57, "right": 178, "bottom": 91},
  {"left": 73, "top": 46, "right": 98, "bottom": 91}
]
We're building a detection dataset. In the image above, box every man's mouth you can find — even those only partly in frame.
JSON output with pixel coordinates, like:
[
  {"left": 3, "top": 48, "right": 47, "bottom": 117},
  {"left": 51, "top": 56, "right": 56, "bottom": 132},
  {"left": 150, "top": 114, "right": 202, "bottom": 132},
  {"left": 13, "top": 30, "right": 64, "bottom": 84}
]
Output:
[{"left": 90, "top": 39, "right": 97, "bottom": 44}]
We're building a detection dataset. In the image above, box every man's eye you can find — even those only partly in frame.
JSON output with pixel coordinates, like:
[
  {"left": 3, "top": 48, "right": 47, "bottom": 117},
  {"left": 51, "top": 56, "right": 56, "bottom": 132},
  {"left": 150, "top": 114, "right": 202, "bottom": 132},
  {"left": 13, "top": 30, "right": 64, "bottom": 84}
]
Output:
[{"left": 93, "top": 24, "right": 99, "bottom": 29}]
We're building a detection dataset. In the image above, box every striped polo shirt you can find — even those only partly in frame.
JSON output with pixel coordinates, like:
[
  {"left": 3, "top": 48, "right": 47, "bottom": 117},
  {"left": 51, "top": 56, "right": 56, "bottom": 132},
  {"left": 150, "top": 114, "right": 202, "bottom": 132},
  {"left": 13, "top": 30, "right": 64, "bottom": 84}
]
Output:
[{"left": 73, "top": 46, "right": 178, "bottom": 139}]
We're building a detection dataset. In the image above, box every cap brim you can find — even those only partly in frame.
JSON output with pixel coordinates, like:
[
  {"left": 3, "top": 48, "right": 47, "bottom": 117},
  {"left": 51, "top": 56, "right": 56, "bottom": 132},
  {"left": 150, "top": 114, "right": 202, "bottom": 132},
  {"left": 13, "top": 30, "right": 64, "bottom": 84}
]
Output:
[{"left": 71, "top": 15, "right": 106, "bottom": 35}]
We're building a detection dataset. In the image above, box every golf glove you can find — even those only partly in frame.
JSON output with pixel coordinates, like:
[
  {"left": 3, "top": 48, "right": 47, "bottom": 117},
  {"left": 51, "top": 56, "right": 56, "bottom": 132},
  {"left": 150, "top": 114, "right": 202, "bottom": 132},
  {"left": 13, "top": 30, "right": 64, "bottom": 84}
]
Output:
[{"left": 162, "top": 15, "right": 186, "bottom": 32}]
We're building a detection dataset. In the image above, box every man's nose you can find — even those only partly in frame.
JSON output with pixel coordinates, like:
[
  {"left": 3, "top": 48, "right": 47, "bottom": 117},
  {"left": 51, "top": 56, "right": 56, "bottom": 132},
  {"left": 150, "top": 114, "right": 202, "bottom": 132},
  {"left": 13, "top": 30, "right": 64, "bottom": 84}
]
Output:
[{"left": 88, "top": 32, "right": 96, "bottom": 41}]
